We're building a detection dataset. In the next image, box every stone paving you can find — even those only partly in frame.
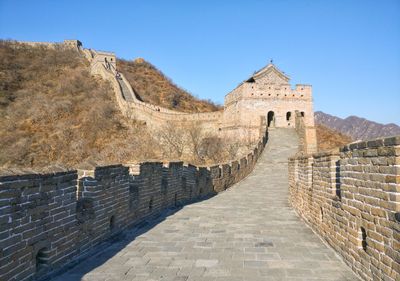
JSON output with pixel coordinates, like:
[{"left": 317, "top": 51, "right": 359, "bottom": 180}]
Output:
[{"left": 53, "top": 128, "right": 359, "bottom": 281}]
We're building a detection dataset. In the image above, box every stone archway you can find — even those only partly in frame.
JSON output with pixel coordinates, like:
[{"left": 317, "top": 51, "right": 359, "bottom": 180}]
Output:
[
  {"left": 286, "top": 111, "right": 291, "bottom": 121},
  {"left": 286, "top": 111, "right": 292, "bottom": 126}
]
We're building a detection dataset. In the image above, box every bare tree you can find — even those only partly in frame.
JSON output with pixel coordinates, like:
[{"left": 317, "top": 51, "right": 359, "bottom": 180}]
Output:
[
  {"left": 186, "top": 121, "right": 206, "bottom": 163},
  {"left": 157, "top": 121, "right": 186, "bottom": 158}
]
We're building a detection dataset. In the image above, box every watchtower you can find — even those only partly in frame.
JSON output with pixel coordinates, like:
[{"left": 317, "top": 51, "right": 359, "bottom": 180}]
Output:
[{"left": 222, "top": 63, "right": 315, "bottom": 144}]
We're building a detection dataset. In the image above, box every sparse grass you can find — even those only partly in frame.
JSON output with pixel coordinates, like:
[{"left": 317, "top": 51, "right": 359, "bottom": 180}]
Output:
[
  {"left": 0, "top": 41, "right": 230, "bottom": 170},
  {"left": 316, "top": 124, "right": 352, "bottom": 151},
  {"left": 0, "top": 40, "right": 160, "bottom": 169},
  {"left": 118, "top": 58, "right": 222, "bottom": 113},
  {"left": 0, "top": 42, "right": 349, "bottom": 169}
]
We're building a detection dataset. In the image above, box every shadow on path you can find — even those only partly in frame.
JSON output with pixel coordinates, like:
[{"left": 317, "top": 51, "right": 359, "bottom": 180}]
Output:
[
  {"left": 51, "top": 128, "right": 359, "bottom": 281},
  {"left": 49, "top": 195, "right": 213, "bottom": 281}
]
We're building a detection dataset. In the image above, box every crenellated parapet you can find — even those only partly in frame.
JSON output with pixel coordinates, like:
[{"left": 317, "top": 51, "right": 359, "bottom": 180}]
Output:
[
  {"left": 288, "top": 136, "right": 400, "bottom": 281},
  {"left": 0, "top": 127, "right": 268, "bottom": 281}
]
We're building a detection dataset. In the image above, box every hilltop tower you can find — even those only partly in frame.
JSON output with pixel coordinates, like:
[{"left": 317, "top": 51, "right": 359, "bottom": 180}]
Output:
[{"left": 222, "top": 63, "right": 317, "bottom": 152}]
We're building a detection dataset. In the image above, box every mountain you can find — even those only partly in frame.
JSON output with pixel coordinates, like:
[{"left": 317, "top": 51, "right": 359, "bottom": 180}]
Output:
[{"left": 315, "top": 111, "right": 400, "bottom": 141}]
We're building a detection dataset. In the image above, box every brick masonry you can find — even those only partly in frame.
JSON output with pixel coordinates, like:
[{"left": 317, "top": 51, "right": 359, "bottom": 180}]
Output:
[
  {"left": 0, "top": 131, "right": 267, "bottom": 281},
  {"left": 288, "top": 136, "right": 400, "bottom": 281}
]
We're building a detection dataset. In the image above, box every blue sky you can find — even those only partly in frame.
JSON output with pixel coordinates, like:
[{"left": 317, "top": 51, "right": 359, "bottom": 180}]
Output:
[{"left": 1, "top": 0, "right": 399, "bottom": 124}]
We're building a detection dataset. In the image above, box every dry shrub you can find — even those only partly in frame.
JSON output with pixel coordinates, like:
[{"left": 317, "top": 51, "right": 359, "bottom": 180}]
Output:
[
  {"left": 316, "top": 124, "right": 352, "bottom": 151},
  {"left": 156, "top": 121, "right": 242, "bottom": 165},
  {"left": 0, "top": 41, "right": 237, "bottom": 171},
  {"left": 117, "top": 58, "right": 222, "bottom": 113},
  {"left": 0, "top": 40, "right": 159, "bottom": 169}
]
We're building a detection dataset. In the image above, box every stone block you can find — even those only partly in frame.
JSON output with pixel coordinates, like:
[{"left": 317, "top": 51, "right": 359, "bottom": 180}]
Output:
[{"left": 383, "top": 136, "right": 400, "bottom": 146}]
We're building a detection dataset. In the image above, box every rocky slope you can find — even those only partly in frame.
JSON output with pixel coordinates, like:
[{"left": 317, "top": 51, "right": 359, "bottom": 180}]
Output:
[{"left": 315, "top": 111, "right": 400, "bottom": 141}]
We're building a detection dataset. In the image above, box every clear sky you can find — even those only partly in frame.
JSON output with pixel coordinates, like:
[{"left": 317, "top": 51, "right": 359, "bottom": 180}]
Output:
[{"left": 1, "top": 0, "right": 399, "bottom": 125}]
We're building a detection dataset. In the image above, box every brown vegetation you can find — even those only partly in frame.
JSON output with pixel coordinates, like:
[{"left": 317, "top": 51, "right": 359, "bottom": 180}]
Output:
[
  {"left": 316, "top": 124, "right": 352, "bottom": 151},
  {"left": 0, "top": 41, "right": 160, "bottom": 169},
  {"left": 156, "top": 121, "right": 243, "bottom": 165},
  {"left": 0, "top": 41, "right": 232, "bottom": 170},
  {"left": 117, "top": 58, "right": 222, "bottom": 113}
]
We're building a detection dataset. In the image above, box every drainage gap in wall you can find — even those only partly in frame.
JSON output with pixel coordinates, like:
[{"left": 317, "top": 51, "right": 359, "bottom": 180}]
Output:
[
  {"left": 149, "top": 197, "right": 153, "bottom": 212},
  {"left": 320, "top": 207, "right": 324, "bottom": 221},
  {"left": 335, "top": 160, "right": 341, "bottom": 199},
  {"left": 109, "top": 215, "right": 115, "bottom": 231},
  {"left": 360, "top": 227, "right": 367, "bottom": 251},
  {"left": 36, "top": 247, "right": 50, "bottom": 272}
]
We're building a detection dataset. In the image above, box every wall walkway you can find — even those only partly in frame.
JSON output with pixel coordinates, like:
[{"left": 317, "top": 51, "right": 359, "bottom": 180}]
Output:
[
  {"left": 0, "top": 129, "right": 267, "bottom": 281},
  {"left": 52, "top": 129, "right": 358, "bottom": 281}
]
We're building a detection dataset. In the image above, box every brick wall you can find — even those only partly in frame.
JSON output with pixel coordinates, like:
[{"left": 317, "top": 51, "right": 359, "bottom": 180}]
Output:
[
  {"left": 0, "top": 132, "right": 268, "bottom": 281},
  {"left": 294, "top": 111, "right": 317, "bottom": 154},
  {"left": 289, "top": 136, "right": 400, "bottom": 281}
]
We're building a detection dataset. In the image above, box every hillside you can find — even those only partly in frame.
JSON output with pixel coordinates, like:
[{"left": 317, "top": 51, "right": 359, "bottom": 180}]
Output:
[
  {"left": 315, "top": 111, "right": 400, "bottom": 141},
  {"left": 117, "top": 58, "right": 221, "bottom": 113},
  {"left": 1, "top": 40, "right": 366, "bottom": 169},
  {"left": 0, "top": 40, "right": 160, "bottom": 170},
  {"left": 0, "top": 41, "right": 231, "bottom": 171},
  {"left": 316, "top": 124, "right": 352, "bottom": 151}
]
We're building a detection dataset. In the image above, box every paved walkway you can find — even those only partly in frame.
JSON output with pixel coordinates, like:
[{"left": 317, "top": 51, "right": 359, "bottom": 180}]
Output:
[{"left": 54, "top": 129, "right": 358, "bottom": 281}]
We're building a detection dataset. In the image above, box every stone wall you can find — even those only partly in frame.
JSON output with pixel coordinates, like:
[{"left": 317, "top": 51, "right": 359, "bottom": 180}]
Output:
[
  {"left": 88, "top": 50, "right": 225, "bottom": 136},
  {"left": 0, "top": 131, "right": 268, "bottom": 281},
  {"left": 16, "top": 40, "right": 82, "bottom": 51},
  {"left": 294, "top": 111, "right": 318, "bottom": 154},
  {"left": 288, "top": 136, "right": 400, "bottom": 281}
]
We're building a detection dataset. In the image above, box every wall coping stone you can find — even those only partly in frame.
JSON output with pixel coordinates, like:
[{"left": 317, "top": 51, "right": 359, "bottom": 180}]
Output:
[{"left": 340, "top": 135, "right": 400, "bottom": 152}]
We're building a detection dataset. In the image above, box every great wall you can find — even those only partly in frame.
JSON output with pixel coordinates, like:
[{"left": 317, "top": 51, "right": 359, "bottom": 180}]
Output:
[{"left": 0, "top": 40, "right": 398, "bottom": 281}]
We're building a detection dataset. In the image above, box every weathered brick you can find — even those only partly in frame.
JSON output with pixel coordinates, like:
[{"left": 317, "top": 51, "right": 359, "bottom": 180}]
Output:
[{"left": 289, "top": 135, "right": 400, "bottom": 281}]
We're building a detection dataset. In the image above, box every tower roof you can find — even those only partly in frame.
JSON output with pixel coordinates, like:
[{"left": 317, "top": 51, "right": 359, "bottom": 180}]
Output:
[{"left": 247, "top": 63, "right": 290, "bottom": 84}]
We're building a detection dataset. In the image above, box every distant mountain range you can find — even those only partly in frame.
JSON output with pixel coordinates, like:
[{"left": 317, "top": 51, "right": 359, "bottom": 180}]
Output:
[{"left": 315, "top": 111, "right": 400, "bottom": 141}]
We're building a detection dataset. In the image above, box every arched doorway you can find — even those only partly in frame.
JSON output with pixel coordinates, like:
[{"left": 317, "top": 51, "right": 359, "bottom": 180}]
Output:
[
  {"left": 286, "top": 111, "right": 292, "bottom": 126},
  {"left": 267, "top": 111, "right": 275, "bottom": 127},
  {"left": 286, "top": 111, "right": 292, "bottom": 121}
]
